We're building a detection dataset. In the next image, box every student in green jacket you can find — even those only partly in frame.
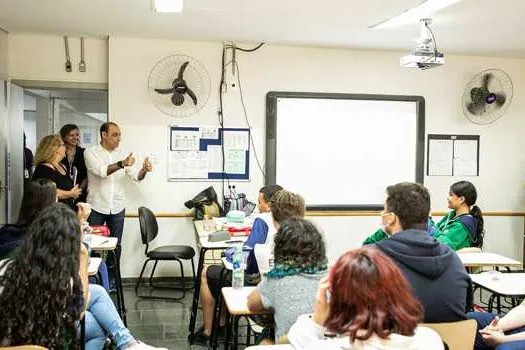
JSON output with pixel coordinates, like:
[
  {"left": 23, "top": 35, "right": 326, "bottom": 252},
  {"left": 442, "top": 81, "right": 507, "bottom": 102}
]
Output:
[
  {"left": 430, "top": 181, "right": 484, "bottom": 251},
  {"left": 363, "top": 181, "right": 484, "bottom": 251}
]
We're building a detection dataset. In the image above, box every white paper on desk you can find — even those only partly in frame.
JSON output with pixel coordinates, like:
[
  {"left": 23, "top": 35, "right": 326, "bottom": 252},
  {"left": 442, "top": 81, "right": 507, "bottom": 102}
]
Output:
[
  {"left": 87, "top": 234, "right": 108, "bottom": 247},
  {"left": 453, "top": 140, "right": 479, "bottom": 176},
  {"left": 171, "top": 130, "right": 200, "bottom": 151},
  {"left": 223, "top": 130, "right": 249, "bottom": 151},
  {"left": 169, "top": 150, "right": 208, "bottom": 179},
  {"left": 428, "top": 139, "right": 453, "bottom": 176}
]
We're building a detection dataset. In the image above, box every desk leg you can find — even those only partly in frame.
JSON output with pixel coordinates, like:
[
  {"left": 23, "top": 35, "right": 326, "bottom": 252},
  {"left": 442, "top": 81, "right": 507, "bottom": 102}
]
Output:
[
  {"left": 224, "top": 313, "right": 232, "bottom": 350},
  {"left": 188, "top": 247, "right": 207, "bottom": 342},
  {"left": 232, "top": 316, "right": 239, "bottom": 350},
  {"left": 113, "top": 249, "right": 127, "bottom": 326}
]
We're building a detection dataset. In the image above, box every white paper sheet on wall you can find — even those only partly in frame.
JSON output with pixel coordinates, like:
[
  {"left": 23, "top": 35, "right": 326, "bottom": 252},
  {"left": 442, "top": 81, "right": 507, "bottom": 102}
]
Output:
[
  {"left": 454, "top": 139, "right": 479, "bottom": 176},
  {"left": 168, "top": 150, "right": 208, "bottom": 179},
  {"left": 223, "top": 130, "right": 249, "bottom": 150},
  {"left": 170, "top": 130, "right": 200, "bottom": 150},
  {"left": 428, "top": 139, "right": 453, "bottom": 176}
]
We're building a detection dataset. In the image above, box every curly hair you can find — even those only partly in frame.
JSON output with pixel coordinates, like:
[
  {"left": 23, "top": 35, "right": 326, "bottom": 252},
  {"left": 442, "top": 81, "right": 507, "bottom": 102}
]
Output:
[
  {"left": 386, "top": 182, "right": 430, "bottom": 230},
  {"left": 0, "top": 203, "right": 83, "bottom": 349},
  {"left": 34, "top": 134, "right": 63, "bottom": 165},
  {"left": 270, "top": 190, "right": 306, "bottom": 225},
  {"left": 271, "top": 218, "right": 327, "bottom": 277}
]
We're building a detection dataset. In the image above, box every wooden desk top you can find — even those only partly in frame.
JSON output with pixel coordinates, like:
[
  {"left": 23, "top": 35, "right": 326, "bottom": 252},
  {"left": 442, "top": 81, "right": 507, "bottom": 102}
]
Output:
[
  {"left": 222, "top": 287, "right": 273, "bottom": 316},
  {"left": 458, "top": 252, "right": 522, "bottom": 268},
  {"left": 471, "top": 272, "right": 525, "bottom": 296}
]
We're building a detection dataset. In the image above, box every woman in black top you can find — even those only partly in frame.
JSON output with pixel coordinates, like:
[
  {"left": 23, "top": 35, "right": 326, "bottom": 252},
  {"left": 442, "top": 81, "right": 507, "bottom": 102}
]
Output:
[
  {"left": 32, "top": 135, "right": 81, "bottom": 210},
  {"left": 60, "top": 124, "right": 88, "bottom": 203}
]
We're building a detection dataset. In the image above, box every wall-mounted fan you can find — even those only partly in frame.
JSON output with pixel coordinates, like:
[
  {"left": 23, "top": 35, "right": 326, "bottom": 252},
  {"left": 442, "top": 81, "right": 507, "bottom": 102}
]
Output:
[
  {"left": 462, "top": 69, "right": 513, "bottom": 125},
  {"left": 148, "top": 55, "right": 210, "bottom": 118}
]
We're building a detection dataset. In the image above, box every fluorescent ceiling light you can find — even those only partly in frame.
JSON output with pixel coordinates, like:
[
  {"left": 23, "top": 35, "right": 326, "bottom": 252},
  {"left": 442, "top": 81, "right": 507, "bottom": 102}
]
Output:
[
  {"left": 370, "top": 0, "right": 464, "bottom": 29},
  {"left": 153, "top": 0, "right": 183, "bottom": 13}
]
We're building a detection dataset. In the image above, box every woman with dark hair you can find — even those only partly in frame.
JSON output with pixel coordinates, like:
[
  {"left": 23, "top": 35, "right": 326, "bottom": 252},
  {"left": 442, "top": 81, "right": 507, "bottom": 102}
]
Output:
[
  {"left": 287, "top": 247, "right": 444, "bottom": 349},
  {"left": 0, "top": 203, "right": 166, "bottom": 350},
  {"left": 247, "top": 218, "right": 328, "bottom": 343},
  {"left": 0, "top": 203, "right": 86, "bottom": 349},
  {"left": 0, "top": 179, "right": 57, "bottom": 260},
  {"left": 431, "top": 181, "right": 485, "bottom": 250},
  {"left": 60, "top": 124, "right": 88, "bottom": 203},
  {"left": 32, "top": 134, "right": 81, "bottom": 209}
]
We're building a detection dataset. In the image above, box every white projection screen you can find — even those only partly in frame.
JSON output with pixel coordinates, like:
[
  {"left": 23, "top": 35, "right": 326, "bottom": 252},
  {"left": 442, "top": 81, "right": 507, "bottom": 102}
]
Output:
[{"left": 266, "top": 92, "right": 425, "bottom": 210}]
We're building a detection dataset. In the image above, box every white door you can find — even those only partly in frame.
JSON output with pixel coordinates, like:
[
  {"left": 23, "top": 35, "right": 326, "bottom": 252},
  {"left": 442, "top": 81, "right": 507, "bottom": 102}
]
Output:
[
  {"left": 0, "top": 80, "right": 7, "bottom": 224},
  {"left": 7, "top": 83, "right": 24, "bottom": 223}
]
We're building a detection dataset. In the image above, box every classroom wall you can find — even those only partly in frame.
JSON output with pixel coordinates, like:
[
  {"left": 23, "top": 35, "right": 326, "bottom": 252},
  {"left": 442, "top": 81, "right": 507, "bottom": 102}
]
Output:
[
  {"left": 7, "top": 33, "right": 525, "bottom": 277},
  {"left": 109, "top": 36, "right": 525, "bottom": 277},
  {"left": 0, "top": 30, "right": 7, "bottom": 80},
  {"left": 8, "top": 33, "right": 108, "bottom": 83}
]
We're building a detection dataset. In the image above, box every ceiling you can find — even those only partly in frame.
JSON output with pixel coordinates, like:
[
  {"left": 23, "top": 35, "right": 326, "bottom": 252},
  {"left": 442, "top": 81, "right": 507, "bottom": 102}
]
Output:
[{"left": 1, "top": 0, "right": 524, "bottom": 57}]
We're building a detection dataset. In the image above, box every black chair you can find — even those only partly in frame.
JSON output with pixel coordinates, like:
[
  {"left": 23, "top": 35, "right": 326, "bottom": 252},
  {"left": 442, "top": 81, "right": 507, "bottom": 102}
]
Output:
[{"left": 134, "top": 206, "right": 196, "bottom": 300}]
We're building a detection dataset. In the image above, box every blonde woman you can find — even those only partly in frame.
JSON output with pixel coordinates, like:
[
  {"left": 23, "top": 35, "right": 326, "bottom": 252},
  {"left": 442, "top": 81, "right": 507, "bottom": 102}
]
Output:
[{"left": 32, "top": 134, "right": 81, "bottom": 209}]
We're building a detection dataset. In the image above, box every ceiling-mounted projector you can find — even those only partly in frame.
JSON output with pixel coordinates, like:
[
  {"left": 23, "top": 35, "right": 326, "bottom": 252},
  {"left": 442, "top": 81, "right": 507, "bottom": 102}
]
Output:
[{"left": 401, "top": 19, "right": 444, "bottom": 70}]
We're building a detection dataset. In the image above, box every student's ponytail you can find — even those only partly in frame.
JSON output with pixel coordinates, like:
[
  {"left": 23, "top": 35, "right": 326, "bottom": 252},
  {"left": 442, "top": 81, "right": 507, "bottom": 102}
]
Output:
[{"left": 470, "top": 205, "right": 484, "bottom": 248}]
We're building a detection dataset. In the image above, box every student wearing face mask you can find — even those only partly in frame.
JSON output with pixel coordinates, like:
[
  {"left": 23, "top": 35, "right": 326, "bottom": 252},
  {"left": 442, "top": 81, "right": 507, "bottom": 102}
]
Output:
[
  {"left": 371, "top": 182, "right": 472, "bottom": 323},
  {"left": 363, "top": 181, "right": 484, "bottom": 251}
]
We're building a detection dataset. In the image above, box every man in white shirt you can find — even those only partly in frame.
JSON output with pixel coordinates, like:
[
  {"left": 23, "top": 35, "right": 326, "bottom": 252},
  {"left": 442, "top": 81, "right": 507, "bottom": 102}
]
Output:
[{"left": 84, "top": 122, "right": 152, "bottom": 258}]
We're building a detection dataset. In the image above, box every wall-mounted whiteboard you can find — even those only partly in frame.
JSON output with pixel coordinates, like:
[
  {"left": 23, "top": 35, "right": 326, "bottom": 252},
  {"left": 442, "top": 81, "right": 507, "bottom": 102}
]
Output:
[{"left": 266, "top": 92, "right": 425, "bottom": 210}]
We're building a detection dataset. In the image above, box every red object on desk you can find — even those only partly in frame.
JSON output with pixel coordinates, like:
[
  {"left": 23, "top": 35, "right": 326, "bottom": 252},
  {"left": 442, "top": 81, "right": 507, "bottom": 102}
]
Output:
[
  {"left": 90, "top": 225, "right": 110, "bottom": 237},
  {"left": 227, "top": 226, "right": 251, "bottom": 237}
]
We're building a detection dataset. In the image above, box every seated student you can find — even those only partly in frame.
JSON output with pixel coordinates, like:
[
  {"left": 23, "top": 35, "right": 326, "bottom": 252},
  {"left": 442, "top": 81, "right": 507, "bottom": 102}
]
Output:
[
  {"left": 247, "top": 217, "right": 328, "bottom": 343},
  {"left": 0, "top": 204, "right": 164, "bottom": 350},
  {"left": 468, "top": 301, "right": 525, "bottom": 349},
  {"left": 363, "top": 180, "right": 484, "bottom": 251},
  {"left": 374, "top": 182, "right": 472, "bottom": 323},
  {"left": 430, "top": 180, "right": 484, "bottom": 251},
  {"left": 287, "top": 247, "right": 444, "bottom": 350},
  {"left": 194, "top": 186, "right": 298, "bottom": 344},
  {"left": 0, "top": 179, "right": 56, "bottom": 260},
  {"left": 0, "top": 179, "right": 109, "bottom": 290}
]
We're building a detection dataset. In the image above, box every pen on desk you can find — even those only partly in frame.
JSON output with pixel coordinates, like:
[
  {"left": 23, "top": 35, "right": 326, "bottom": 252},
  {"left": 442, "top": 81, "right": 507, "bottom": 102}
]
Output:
[{"left": 100, "top": 239, "right": 109, "bottom": 245}]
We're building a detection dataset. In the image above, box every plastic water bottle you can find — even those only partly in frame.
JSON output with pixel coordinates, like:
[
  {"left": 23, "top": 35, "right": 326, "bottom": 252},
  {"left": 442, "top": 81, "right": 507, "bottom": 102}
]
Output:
[{"left": 232, "top": 244, "right": 245, "bottom": 289}]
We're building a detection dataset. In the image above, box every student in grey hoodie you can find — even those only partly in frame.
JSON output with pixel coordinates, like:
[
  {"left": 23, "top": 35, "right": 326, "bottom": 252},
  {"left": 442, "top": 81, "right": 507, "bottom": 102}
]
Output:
[{"left": 374, "top": 182, "right": 472, "bottom": 323}]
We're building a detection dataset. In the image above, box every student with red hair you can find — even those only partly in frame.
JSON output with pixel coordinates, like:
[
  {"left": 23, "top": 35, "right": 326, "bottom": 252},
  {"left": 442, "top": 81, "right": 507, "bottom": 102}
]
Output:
[{"left": 287, "top": 247, "right": 445, "bottom": 349}]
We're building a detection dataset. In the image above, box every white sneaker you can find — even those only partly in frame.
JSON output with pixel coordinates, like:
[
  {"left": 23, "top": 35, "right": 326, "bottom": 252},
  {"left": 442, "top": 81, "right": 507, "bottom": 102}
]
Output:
[{"left": 128, "top": 341, "right": 168, "bottom": 350}]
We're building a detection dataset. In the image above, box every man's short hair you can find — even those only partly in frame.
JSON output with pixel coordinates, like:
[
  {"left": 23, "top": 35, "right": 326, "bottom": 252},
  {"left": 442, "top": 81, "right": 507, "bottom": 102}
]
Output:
[
  {"left": 385, "top": 182, "right": 430, "bottom": 230},
  {"left": 270, "top": 190, "right": 306, "bottom": 225},
  {"left": 100, "top": 122, "right": 119, "bottom": 137},
  {"left": 259, "top": 184, "right": 283, "bottom": 203}
]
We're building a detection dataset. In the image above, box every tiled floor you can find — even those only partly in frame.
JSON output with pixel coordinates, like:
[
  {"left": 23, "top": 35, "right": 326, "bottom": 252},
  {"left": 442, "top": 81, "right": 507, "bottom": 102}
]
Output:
[{"left": 123, "top": 285, "right": 208, "bottom": 349}]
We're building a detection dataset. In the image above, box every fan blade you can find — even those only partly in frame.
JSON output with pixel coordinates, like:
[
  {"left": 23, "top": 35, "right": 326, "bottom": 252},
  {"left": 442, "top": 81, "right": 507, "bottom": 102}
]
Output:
[
  {"left": 495, "top": 93, "right": 506, "bottom": 106},
  {"left": 172, "top": 92, "right": 185, "bottom": 106},
  {"left": 482, "top": 73, "right": 492, "bottom": 91},
  {"left": 186, "top": 87, "right": 198, "bottom": 105},
  {"left": 154, "top": 88, "right": 174, "bottom": 94},
  {"left": 178, "top": 61, "right": 189, "bottom": 79},
  {"left": 470, "top": 87, "right": 485, "bottom": 104},
  {"left": 467, "top": 101, "right": 485, "bottom": 115}
]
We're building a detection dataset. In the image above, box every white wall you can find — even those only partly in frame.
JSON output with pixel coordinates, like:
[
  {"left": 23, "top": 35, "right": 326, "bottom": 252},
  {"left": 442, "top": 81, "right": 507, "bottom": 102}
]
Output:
[
  {"left": 0, "top": 30, "right": 7, "bottom": 80},
  {"left": 8, "top": 33, "right": 108, "bottom": 83},
  {"left": 109, "top": 36, "right": 525, "bottom": 277}
]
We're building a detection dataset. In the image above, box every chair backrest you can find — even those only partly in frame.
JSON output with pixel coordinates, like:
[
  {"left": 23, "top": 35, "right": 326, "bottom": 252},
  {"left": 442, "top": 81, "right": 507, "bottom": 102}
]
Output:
[
  {"left": 421, "top": 319, "right": 477, "bottom": 350},
  {"left": 457, "top": 247, "right": 482, "bottom": 254},
  {"left": 138, "top": 206, "right": 159, "bottom": 245}
]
